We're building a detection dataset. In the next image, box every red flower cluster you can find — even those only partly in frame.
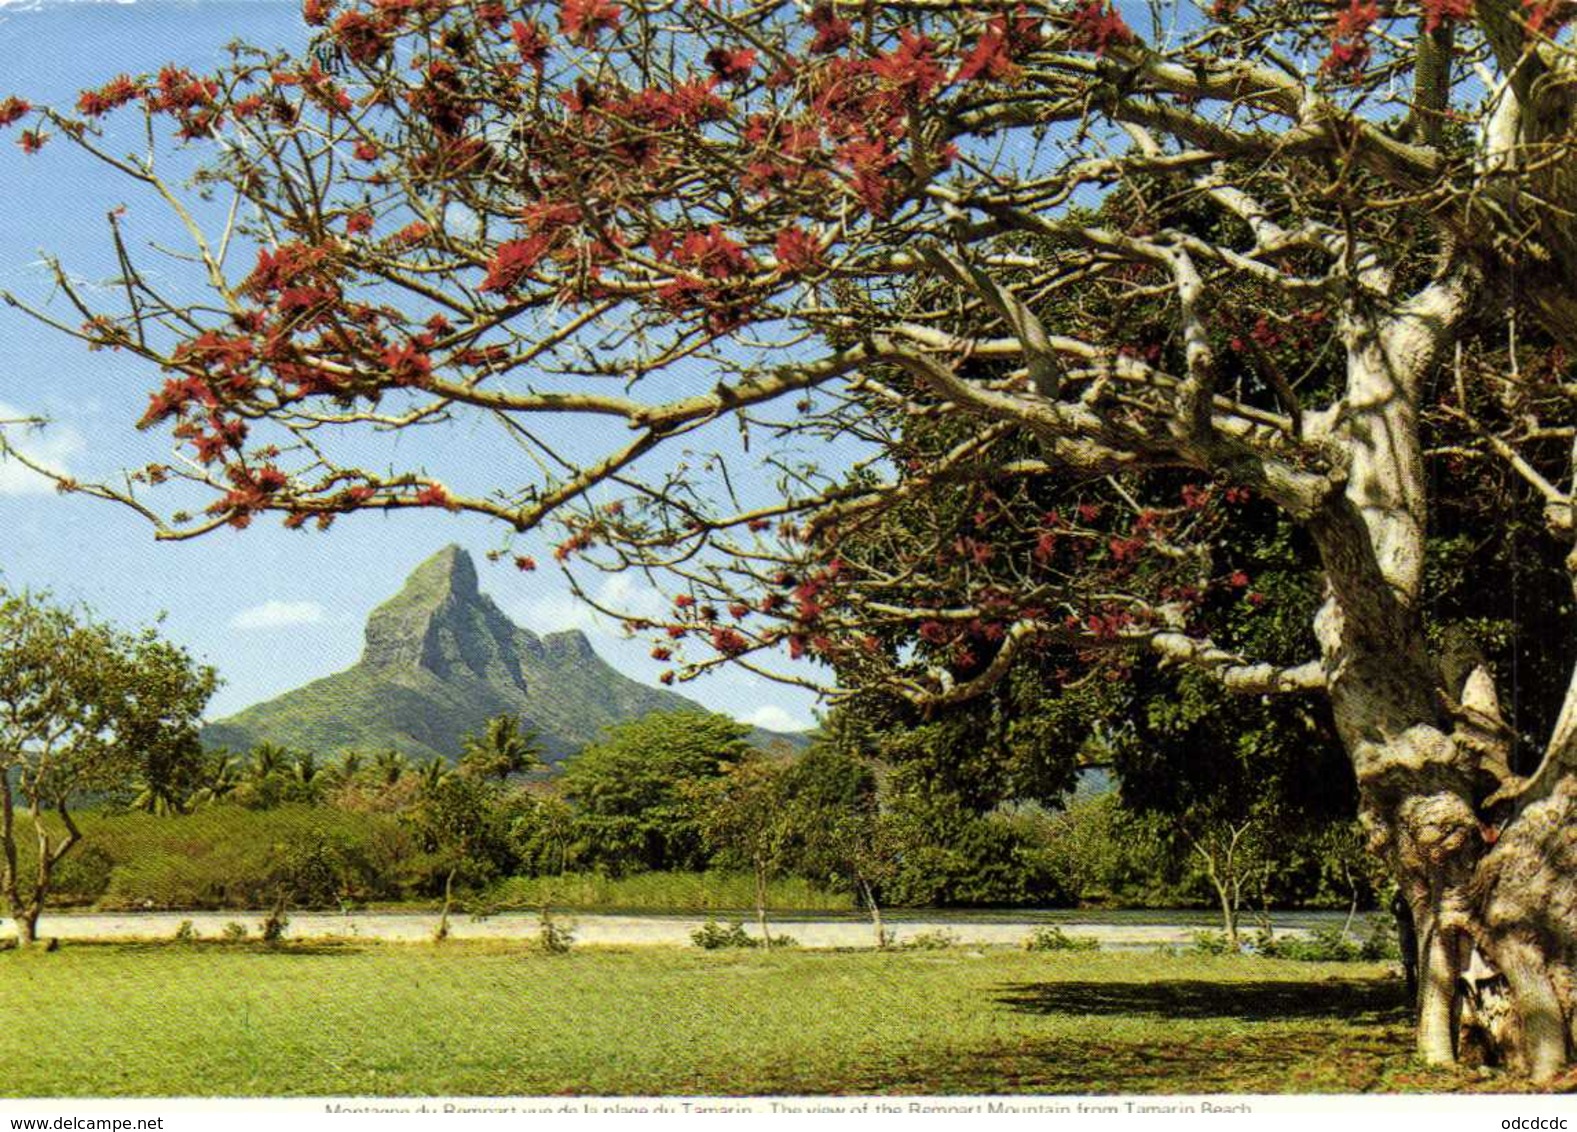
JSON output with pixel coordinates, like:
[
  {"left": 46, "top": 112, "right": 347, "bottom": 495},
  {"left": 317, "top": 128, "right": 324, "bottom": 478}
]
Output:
[
  {"left": 1323, "top": 0, "right": 1378, "bottom": 74},
  {"left": 243, "top": 241, "right": 333, "bottom": 298},
  {"left": 956, "top": 8, "right": 1044, "bottom": 84},
  {"left": 774, "top": 226, "right": 822, "bottom": 273},
  {"left": 869, "top": 30, "right": 947, "bottom": 101},
  {"left": 332, "top": 11, "right": 389, "bottom": 65},
  {"left": 480, "top": 237, "right": 551, "bottom": 292},
  {"left": 1067, "top": 0, "right": 1137, "bottom": 56},
  {"left": 560, "top": 0, "right": 622, "bottom": 45},
  {"left": 381, "top": 342, "right": 432, "bottom": 386},
  {"left": 77, "top": 75, "right": 142, "bottom": 118},
  {"left": 0, "top": 96, "right": 29, "bottom": 128},
  {"left": 672, "top": 226, "right": 753, "bottom": 279},
  {"left": 1421, "top": 0, "right": 1473, "bottom": 31},
  {"left": 705, "top": 46, "right": 757, "bottom": 83},
  {"left": 807, "top": 4, "right": 853, "bottom": 54},
  {"left": 512, "top": 20, "right": 552, "bottom": 71},
  {"left": 709, "top": 627, "right": 749, "bottom": 656},
  {"left": 415, "top": 484, "right": 453, "bottom": 508}
]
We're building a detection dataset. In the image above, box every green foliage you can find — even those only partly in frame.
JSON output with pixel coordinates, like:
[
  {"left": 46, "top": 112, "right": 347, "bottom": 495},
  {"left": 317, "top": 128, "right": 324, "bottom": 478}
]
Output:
[
  {"left": 901, "top": 929, "right": 959, "bottom": 951},
  {"left": 407, "top": 771, "right": 524, "bottom": 892},
  {"left": 1190, "top": 931, "right": 1238, "bottom": 956},
  {"left": 1358, "top": 915, "right": 1401, "bottom": 962},
  {"left": 259, "top": 908, "right": 289, "bottom": 944},
  {"left": 688, "top": 753, "right": 792, "bottom": 876},
  {"left": 690, "top": 920, "right": 759, "bottom": 949},
  {"left": 221, "top": 922, "right": 248, "bottom": 943},
  {"left": 1256, "top": 926, "right": 1362, "bottom": 963},
  {"left": 44, "top": 805, "right": 428, "bottom": 910},
  {"left": 172, "top": 920, "right": 195, "bottom": 943},
  {"left": 561, "top": 711, "right": 752, "bottom": 873},
  {"left": 537, "top": 907, "right": 575, "bottom": 954},
  {"left": 460, "top": 715, "right": 544, "bottom": 782},
  {"left": 1023, "top": 925, "right": 1099, "bottom": 953},
  {"left": 0, "top": 589, "right": 215, "bottom": 940}
]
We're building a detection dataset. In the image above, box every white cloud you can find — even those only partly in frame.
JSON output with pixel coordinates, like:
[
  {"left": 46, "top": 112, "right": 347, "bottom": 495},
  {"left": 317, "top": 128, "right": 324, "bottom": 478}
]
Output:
[
  {"left": 230, "top": 600, "right": 327, "bottom": 631},
  {"left": 739, "top": 704, "right": 812, "bottom": 733},
  {"left": 0, "top": 404, "right": 86, "bottom": 496},
  {"left": 513, "top": 573, "right": 668, "bottom": 637}
]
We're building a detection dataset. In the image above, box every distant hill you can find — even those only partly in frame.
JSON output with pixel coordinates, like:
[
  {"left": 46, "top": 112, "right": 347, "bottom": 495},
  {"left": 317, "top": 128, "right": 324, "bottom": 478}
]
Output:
[{"left": 204, "top": 545, "right": 800, "bottom": 762}]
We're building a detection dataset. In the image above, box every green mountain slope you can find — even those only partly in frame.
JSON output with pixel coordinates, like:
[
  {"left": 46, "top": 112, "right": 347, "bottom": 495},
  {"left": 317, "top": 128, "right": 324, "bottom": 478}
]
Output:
[{"left": 204, "top": 546, "right": 791, "bottom": 761}]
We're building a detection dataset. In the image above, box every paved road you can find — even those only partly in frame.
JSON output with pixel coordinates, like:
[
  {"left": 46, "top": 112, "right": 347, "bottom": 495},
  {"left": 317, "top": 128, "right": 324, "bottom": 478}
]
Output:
[{"left": 0, "top": 910, "right": 1347, "bottom": 949}]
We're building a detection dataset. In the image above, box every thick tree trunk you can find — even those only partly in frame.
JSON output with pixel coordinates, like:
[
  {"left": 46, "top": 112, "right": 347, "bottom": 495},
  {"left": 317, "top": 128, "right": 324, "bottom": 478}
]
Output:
[
  {"left": 12, "top": 905, "right": 38, "bottom": 948},
  {"left": 1308, "top": 272, "right": 1575, "bottom": 1079}
]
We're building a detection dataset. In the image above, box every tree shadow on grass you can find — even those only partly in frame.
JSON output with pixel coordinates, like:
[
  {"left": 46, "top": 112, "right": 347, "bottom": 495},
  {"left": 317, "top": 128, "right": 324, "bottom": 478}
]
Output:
[
  {"left": 861, "top": 1029, "right": 1413, "bottom": 1094},
  {"left": 995, "top": 975, "right": 1413, "bottom": 1026}
]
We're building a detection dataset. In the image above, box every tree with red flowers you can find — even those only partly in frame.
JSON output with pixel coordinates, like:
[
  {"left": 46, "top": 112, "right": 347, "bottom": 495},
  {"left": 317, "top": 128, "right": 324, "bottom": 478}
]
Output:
[{"left": 8, "top": 0, "right": 1577, "bottom": 1077}]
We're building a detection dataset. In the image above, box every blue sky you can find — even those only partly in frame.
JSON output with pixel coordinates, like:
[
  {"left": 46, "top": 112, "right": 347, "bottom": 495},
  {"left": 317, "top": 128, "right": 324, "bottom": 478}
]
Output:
[{"left": 0, "top": 0, "right": 820, "bottom": 733}]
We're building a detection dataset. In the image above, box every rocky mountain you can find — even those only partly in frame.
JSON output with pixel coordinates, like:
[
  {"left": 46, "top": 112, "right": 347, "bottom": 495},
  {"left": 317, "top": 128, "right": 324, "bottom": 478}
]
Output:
[{"left": 204, "top": 545, "right": 791, "bottom": 762}]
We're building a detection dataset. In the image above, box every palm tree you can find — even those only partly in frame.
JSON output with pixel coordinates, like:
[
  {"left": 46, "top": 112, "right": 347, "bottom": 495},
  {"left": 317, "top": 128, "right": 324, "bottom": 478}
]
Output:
[
  {"left": 290, "top": 750, "right": 324, "bottom": 803},
  {"left": 248, "top": 741, "right": 290, "bottom": 782},
  {"left": 460, "top": 715, "right": 544, "bottom": 782},
  {"left": 415, "top": 756, "right": 453, "bottom": 794},
  {"left": 371, "top": 748, "right": 409, "bottom": 787},
  {"left": 188, "top": 752, "right": 243, "bottom": 808},
  {"left": 128, "top": 777, "right": 184, "bottom": 816},
  {"left": 336, "top": 749, "right": 364, "bottom": 782}
]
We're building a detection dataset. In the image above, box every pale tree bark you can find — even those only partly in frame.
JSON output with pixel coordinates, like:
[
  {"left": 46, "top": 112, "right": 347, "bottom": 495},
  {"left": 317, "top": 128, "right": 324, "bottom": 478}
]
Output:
[
  {"left": 1300, "top": 265, "right": 1577, "bottom": 1079},
  {"left": 753, "top": 859, "right": 772, "bottom": 948}
]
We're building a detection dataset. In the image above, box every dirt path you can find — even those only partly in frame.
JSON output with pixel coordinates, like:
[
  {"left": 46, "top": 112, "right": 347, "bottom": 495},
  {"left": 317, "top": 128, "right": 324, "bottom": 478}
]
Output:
[{"left": 1, "top": 910, "right": 1296, "bottom": 949}]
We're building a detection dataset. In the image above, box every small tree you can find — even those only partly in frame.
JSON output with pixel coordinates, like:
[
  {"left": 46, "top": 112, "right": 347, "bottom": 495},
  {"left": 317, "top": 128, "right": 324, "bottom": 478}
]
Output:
[
  {"left": 776, "top": 746, "right": 892, "bottom": 947},
  {"left": 0, "top": 589, "right": 215, "bottom": 946},
  {"left": 560, "top": 711, "right": 751, "bottom": 874},
  {"left": 409, "top": 770, "right": 515, "bottom": 939},
  {"left": 689, "top": 753, "right": 792, "bottom": 945}
]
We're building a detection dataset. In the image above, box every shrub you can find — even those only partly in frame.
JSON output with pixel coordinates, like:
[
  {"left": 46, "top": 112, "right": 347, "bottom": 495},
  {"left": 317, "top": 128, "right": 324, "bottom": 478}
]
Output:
[
  {"left": 222, "top": 921, "right": 249, "bottom": 942},
  {"left": 538, "top": 908, "right": 575, "bottom": 954},
  {"left": 1265, "top": 924, "right": 1362, "bottom": 962},
  {"left": 1242, "top": 927, "right": 1368, "bottom": 964},
  {"left": 1358, "top": 915, "right": 1400, "bottom": 961},
  {"left": 1023, "top": 925, "right": 1099, "bottom": 952},
  {"left": 172, "top": 919, "right": 196, "bottom": 943},
  {"left": 902, "top": 929, "right": 959, "bottom": 951},
  {"left": 260, "top": 908, "right": 289, "bottom": 943},
  {"left": 1189, "top": 930, "right": 1237, "bottom": 956},
  {"left": 50, "top": 844, "right": 115, "bottom": 906},
  {"left": 690, "top": 920, "right": 757, "bottom": 949}
]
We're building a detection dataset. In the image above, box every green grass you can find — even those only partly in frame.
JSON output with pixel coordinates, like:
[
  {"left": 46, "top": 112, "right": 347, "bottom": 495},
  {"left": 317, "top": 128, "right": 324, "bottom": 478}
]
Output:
[
  {"left": 0, "top": 944, "right": 1520, "bottom": 1096},
  {"left": 480, "top": 871, "right": 852, "bottom": 914}
]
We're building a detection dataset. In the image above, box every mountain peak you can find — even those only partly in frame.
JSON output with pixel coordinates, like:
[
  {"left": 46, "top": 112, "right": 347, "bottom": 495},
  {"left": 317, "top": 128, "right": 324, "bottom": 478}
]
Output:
[
  {"left": 361, "top": 544, "right": 480, "bottom": 670},
  {"left": 404, "top": 543, "right": 478, "bottom": 601}
]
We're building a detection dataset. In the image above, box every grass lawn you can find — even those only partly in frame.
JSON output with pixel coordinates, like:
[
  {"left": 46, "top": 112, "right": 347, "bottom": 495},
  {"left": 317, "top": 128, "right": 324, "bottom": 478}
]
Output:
[{"left": 0, "top": 942, "right": 1523, "bottom": 1096}]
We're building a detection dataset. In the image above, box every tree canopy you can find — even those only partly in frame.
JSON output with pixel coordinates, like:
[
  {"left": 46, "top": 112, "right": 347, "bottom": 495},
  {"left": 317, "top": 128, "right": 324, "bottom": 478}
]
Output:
[
  {"left": 9, "top": 0, "right": 1577, "bottom": 1077},
  {"left": 0, "top": 588, "right": 216, "bottom": 945}
]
